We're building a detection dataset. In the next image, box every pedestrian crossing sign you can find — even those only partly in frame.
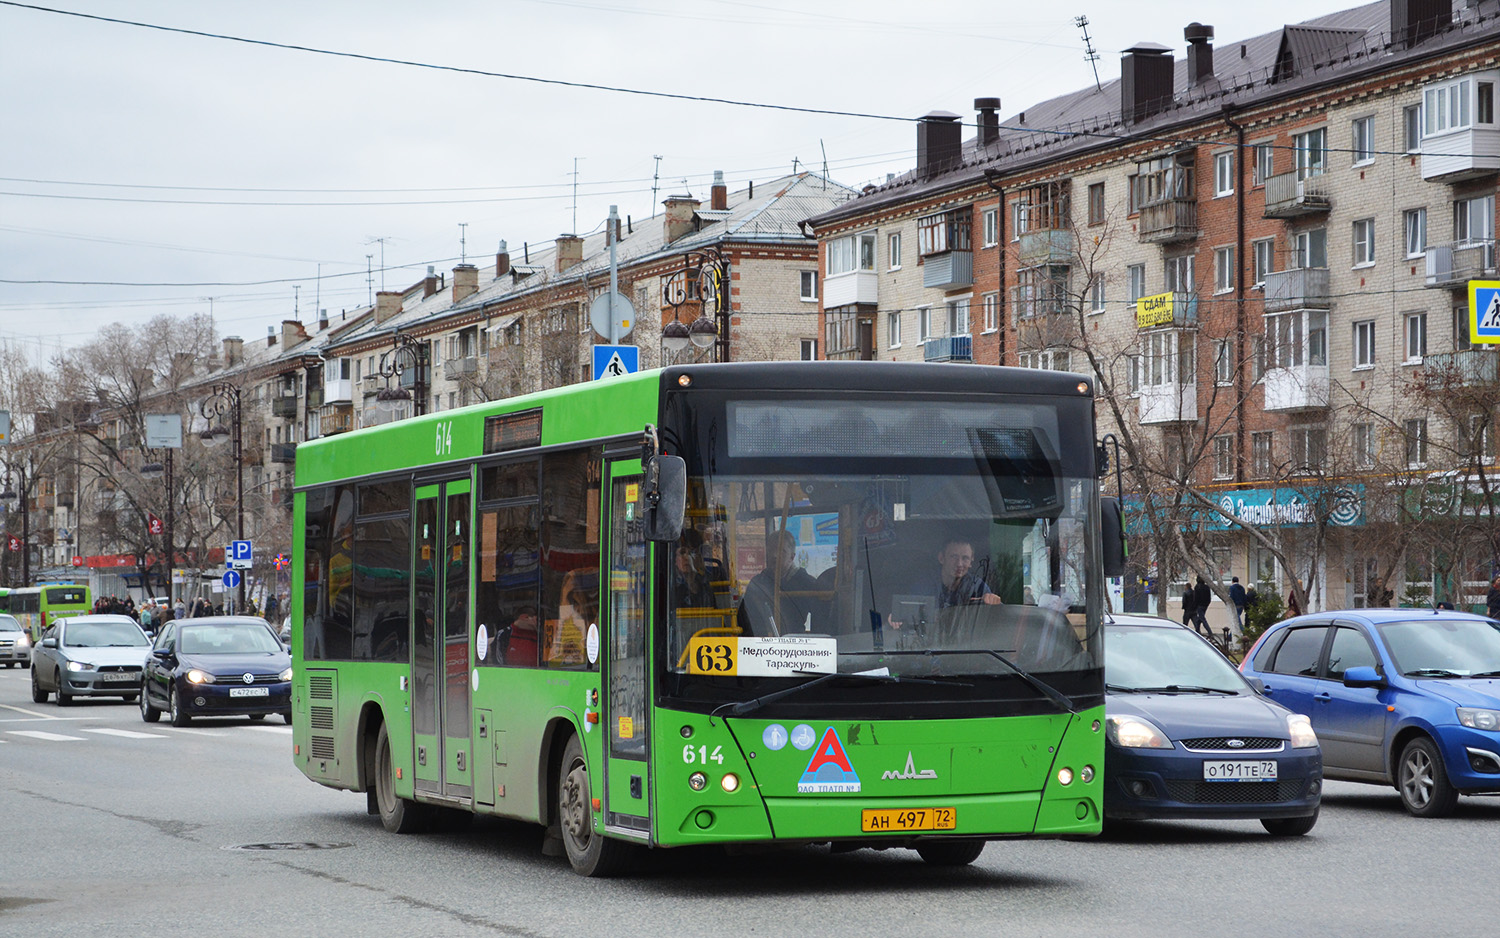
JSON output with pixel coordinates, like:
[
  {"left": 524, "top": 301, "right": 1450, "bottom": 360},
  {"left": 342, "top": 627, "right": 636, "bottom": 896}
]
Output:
[
  {"left": 1469, "top": 280, "right": 1500, "bottom": 344},
  {"left": 592, "top": 344, "right": 639, "bottom": 381}
]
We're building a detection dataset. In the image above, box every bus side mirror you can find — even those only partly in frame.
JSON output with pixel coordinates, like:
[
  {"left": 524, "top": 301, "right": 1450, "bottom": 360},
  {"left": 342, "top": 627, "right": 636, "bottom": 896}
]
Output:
[
  {"left": 641, "top": 454, "right": 686, "bottom": 542},
  {"left": 1100, "top": 496, "right": 1127, "bottom": 579}
]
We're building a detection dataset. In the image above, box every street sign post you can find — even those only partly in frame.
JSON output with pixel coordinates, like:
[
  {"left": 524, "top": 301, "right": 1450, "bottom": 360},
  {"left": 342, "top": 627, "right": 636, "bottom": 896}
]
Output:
[{"left": 223, "top": 570, "right": 241, "bottom": 589}]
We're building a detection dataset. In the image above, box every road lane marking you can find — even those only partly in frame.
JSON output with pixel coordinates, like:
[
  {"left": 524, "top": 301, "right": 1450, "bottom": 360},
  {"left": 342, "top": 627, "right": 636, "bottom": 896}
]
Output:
[
  {"left": 157, "top": 727, "right": 228, "bottom": 736},
  {"left": 7, "top": 730, "right": 86, "bottom": 741},
  {"left": 84, "top": 728, "right": 167, "bottom": 739},
  {"left": 247, "top": 725, "right": 293, "bottom": 734},
  {"left": 0, "top": 703, "right": 58, "bottom": 719}
]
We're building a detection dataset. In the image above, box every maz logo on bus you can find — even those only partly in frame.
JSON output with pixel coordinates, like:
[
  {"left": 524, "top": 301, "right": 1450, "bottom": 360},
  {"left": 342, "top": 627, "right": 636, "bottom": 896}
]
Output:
[{"left": 434, "top": 421, "right": 454, "bottom": 457}]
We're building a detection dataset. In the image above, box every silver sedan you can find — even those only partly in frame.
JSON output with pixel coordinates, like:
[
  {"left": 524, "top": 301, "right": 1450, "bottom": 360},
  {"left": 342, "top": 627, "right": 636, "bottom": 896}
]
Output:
[
  {"left": 31, "top": 615, "right": 152, "bottom": 706},
  {"left": 0, "top": 614, "right": 30, "bottom": 667}
]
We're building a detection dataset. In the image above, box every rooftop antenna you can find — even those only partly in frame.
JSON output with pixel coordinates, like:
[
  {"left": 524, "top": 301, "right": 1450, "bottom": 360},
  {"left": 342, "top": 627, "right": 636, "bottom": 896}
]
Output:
[
  {"left": 365, "top": 236, "right": 391, "bottom": 292},
  {"left": 314, "top": 263, "right": 321, "bottom": 323},
  {"left": 651, "top": 154, "right": 663, "bottom": 217},
  {"left": 792, "top": 157, "right": 800, "bottom": 174},
  {"left": 1075, "top": 16, "right": 1102, "bottom": 92},
  {"left": 570, "top": 158, "right": 583, "bottom": 234},
  {"left": 459, "top": 222, "right": 468, "bottom": 264},
  {"left": 365, "top": 254, "right": 374, "bottom": 305},
  {"left": 293, "top": 284, "right": 300, "bottom": 319},
  {"left": 820, "top": 139, "right": 829, "bottom": 189}
]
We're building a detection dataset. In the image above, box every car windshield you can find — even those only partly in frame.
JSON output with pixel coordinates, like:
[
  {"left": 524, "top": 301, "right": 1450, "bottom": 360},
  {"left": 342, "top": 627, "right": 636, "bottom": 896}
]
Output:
[
  {"left": 178, "top": 624, "right": 282, "bottom": 655},
  {"left": 65, "top": 622, "right": 148, "bottom": 648},
  {"left": 1105, "top": 623, "right": 1249, "bottom": 693},
  {"left": 1377, "top": 618, "right": 1500, "bottom": 677},
  {"left": 0, "top": 616, "right": 21, "bottom": 632}
]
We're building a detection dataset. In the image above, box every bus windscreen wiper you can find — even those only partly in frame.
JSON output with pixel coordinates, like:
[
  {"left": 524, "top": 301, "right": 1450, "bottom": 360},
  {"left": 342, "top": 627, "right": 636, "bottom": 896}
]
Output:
[
  {"left": 722, "top": 670, "right": 959, "bottom": 718},
  {"left": 870, "top": 649, "right": 1078, "bottom": 714}
]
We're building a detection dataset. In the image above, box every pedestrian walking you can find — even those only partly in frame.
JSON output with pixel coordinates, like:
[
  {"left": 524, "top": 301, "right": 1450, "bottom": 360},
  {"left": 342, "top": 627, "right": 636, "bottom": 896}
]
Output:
[
  {"left": 1228, "top": 576, "right": 1247, "bottom": 631},
  {"left": 1181, "top": 584, "right": 1197, "bottom": 629},
  {"left": 1487, "top": 576, "right": 1500, "bottom": 620},
  {"left": 1191, "top": 576, "right": 1212, "bottom": 637}
]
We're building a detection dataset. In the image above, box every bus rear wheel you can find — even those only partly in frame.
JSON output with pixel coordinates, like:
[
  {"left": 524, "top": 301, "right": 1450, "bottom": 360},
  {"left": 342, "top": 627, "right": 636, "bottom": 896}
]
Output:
[
  {"left": 558, "top": 734, "right": 631, "bottom": 877},
  {"left": 374, "top": 723, "right": 429, "bottom": 834},
  {"left": 915, "top": 839, "right": 986, "bottom": 866}
]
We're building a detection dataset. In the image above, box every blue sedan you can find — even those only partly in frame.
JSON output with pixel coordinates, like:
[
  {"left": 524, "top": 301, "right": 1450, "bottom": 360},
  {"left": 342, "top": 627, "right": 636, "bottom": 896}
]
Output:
[
  {"left": 1241, "top": 609, "right": 1500, "bottom": 817},
  {"left": 1105, "top": 615, "right": 1322, "bottom": 835}
]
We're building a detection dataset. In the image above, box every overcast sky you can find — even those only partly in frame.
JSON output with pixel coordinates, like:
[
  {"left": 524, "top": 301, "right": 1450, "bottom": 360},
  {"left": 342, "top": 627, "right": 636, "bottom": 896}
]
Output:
[{"left": 1, "top": 0, "right": 1365, "bottom": 360}]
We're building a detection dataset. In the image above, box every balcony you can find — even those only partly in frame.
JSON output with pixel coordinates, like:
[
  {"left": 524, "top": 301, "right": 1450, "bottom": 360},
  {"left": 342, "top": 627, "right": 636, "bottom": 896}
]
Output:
[
  {"left": 271, "top": 397, "right": 298, "bottom": 418},
  {"left": 271, "top": 442, "right": 297, "bottom": 464},
  {"left": 1017, "top": 229, "right": 1074, "bottom": 266},
  {"left": 922, "top": 251, "right": 973, "bottom": 290},
  {"left": 446, "top": 357, "right": 479, "bottom": 379},
  {"left": 1263, "top": 364, "right": 1331, "bottom": 412},
  {"left": 319, "top": 405, "right": 354, "bottom": 436},
  {"left": 923, "top": 335, "right": 973, "bottom": 363},
  {"left": 823, "top": 270, "right": 878, "bottom": 308},
  {"left": 1422, "top": 127, "right": 1500, "bottom": 183},
  {"left": 1424, "top": 349, "right": 1499, "bottom": 386},
  {"left": 323, "top": 377, "right": 352, "bottom": 404},
  {"left": 306, "top": 385, "right": 324, "bottom": 408},
  {"left": 1138, "top": 382, "right": 1197, "bottom": 424},
  {"left": 1425, "top": 240, "right": 1498, "bottom": 288},
  {"left": 1137, "top": 198, "right": 1198, "bottom": 244},
  {"left": 1263, "top": 267, "right": 1330, "bottom": 313},
  {"left": 1262, "top": 172, "right": 1331, "bottom": 218}
]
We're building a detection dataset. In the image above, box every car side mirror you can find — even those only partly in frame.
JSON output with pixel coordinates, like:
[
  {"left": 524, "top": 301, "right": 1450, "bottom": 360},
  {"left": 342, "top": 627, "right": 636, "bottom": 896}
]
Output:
[
  {"left": 1342, "top": 665, "right": 1384, "bottom": 688},
  {"left": 42, "top": 637, "right": 56, "bottom": 648},
  {"left": 1245, "top": 677, "right": 1266, "bottom": 694},
  {"left": 153, "top": 648, "right": 172, "bottom": 661}
]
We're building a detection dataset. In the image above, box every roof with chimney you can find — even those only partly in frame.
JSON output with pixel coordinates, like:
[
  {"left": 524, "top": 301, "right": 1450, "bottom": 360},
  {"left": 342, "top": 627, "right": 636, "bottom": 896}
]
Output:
[
  {"left": 809, "top": 0, "right": 1497, "bottom": 228},
  {"left": 318, "top": 171, "right": 856, "bottom": 353}
]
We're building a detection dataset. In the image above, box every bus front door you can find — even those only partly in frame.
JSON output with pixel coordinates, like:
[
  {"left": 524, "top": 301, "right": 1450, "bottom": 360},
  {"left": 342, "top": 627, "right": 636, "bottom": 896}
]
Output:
[
  {"left": 413, "top": 479, "right": 474, "bottom": 804},
  {"left": 602, "top": 459, "right": 651, "bottom": 840}
]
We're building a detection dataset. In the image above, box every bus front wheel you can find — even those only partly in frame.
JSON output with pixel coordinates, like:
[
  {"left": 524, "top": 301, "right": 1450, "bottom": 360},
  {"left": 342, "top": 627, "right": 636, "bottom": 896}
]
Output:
[
  {"left": 558, "top": 734, "right": 631, "bottom": 877},
  {"left": 374, "top": 723, "right": 429, "bottom": 834}
]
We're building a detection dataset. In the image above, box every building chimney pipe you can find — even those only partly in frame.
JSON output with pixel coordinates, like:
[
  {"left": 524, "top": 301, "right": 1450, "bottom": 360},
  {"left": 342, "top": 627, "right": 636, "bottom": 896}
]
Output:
[
  {"left": 1185, "top": 23, "right": 1215, "bottom": 86},
  {"left": 495, "top": 240, "right": 510, "bottom": 277},
  {"left": 974, "top": 97, "right": 1001, "bottom": 146},
  {"left": 453, "top": 264, "right": 479, "bottom": 302},
  {"left": 711, "top": 170, "right": 728, "bottom": 210},
  {"left": 916, "top": 111, "right": 963, "bottom": 178}
]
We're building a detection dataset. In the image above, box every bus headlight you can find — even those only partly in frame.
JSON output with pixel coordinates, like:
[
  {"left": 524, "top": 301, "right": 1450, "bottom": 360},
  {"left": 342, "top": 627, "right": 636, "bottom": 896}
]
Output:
[
  {"left": 1057, "top": 767, "right": 1074, "bottom": 786},
  {"left": 721, "top": 773, "right": 740, "bottom": 793},
  {"left": 186, "top": 669, "right": 214, "bottom": 684}
]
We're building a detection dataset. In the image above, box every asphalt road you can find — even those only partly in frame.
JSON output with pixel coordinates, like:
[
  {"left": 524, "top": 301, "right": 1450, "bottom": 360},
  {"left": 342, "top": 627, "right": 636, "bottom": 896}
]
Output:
[{"left": 2, "top": 663, "right": 1497, "bottom": 938}]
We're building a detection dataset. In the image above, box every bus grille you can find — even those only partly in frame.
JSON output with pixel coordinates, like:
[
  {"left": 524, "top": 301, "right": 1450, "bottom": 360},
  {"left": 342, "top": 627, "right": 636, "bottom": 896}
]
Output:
[
  {"left": 1164, "top": 779, "right": 1306, "bottom": 804},
  {"left": 310, "top": 736, "right": 336, "bottom": 760},
  {"left": 310, "top": 706, "right": 335, "bottom": 731}
]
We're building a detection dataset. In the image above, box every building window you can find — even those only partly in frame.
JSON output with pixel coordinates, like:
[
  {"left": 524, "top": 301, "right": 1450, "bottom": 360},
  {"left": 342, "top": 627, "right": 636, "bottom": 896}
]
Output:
[
  {"left": 826, "top": 234, "right": 875, "bottom": 276},
  {"left": 1454, "top": 305, "right": 1475, "bottom": 351},
  {"left": 1088, "top": 182, "right": 1105, "bottom": 225},
  {"left": 1126, "top": 173, "right": 1140, "bottom": 214},
  {"left": 1214, "top": 246, "right": 1235, "bottom": 293},
  {"left": 1265, "top": 310, "right": 1327, "bottom": 368},
  {"left": 1214, "top": 151, "right": 1234, "bottom": 196},
  {"left": 1352, "top": 218, "right": 1376, "bottom": 267},
  {"left": 1468, "top": 413, "right": 1495, "bottom": 461},
  {"left": 1141, "top": 330, "right": 1195, "bottom": 387},
  {"left": 1351, "top": 116, "right": 1375, "bottom": 165},
  {"left": 1425, "top": 77, "right": 1473, "bottom": 136},
  {"left": 1252, "top": 431, "right": 1274, "bottom": 478},
  {"left": 1482, "top": 80, "right": 1496, "bottom": 124},
  {"left": 981, "top": 208, "right": 998, "bottom": 247},
  {"left": 1455, "top": 195, "right": 1496, "bottom": 243},
  {"left": 945, "top": 297, "right": 970, "bottom": 335},
  {"left": 1405, "top": 312, "right": 1428, "bottom": 362},
  {"left": 982, "top": 293, "right": 999, "bottom": 332},
  {"left": 1251, "top": 334, "right": 1265, "bottom": 382},
  {"left": 1295, "top": 228, "right": 1328, "bottom": 269},
  {"left": 1403, "top": 208, "right": 1427, "bottom": 258},
  {"left": 918, "top": 306, "right": 933, "bottom": 342},
  {"left": 1089, "top": 275, "right": 1106, "bottom": 314},
  {"left": 917, "top": 209, "right": 971, "bottom": 256},
  {"left": 1405, "top": 417, "right": 1429, "bottom": 467},
  {"left": 888, "top": 232, "right": 902, "bottom": 269},
  {"left": 1019, "top": 348, "right": 1071, "bottom": 371},
  {"left": 800, "top": 270, "right": 818, "bottom": 301},
  {"left": 1164, "top": 254, "right": 1194, "bottom": 293},
  {"left": 800, "top": 338, "right": 818, "bottom": 361},
  {"left": 1252, "top": 238, "right": 1276, "bottom": 288},
  {"left": 1404, "top": 104, "right": 1422, "bottom": 153},
  {"left": 1013, "top": 265, "right": 1069, "bottom": 318},
  {"left": 1353, "top": 422, "right": 1375, "bottom": 469},
  {"left": 887, "top": 311, "right": 901, "bottom": 348},
  {"left": 1214, "top": 338, "right": 1234, "bottom": 385},
  {"left": 824, "top": 310, "right": 860, "bottom": 360},
  {"left": 1253, "top": 143, "right": 1274, "bottom": 186},
  {"left": 1353, "top": 320, "right": 1376, "bottom": 369},
  {"left": 1127, "top": 264, "right": 1146, "bottom": 302},
  {"left": 1213, "top": 435, "right": 1235, "bottom": 480},
  {"left": 1126, "top": 354, "right": 1141, "bottom": 395},
  {"left": 1294, "top": 127, "right": 1327, "bottom": 179},
  {"left": 1291, "top": 426, "right": 1328, "bottom": 472}
]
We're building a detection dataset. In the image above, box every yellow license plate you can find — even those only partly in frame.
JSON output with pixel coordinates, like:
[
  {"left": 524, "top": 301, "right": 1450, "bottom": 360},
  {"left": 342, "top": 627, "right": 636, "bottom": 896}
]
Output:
[{"left": 860, "top": 807, "right": 957, "bottom": 833}]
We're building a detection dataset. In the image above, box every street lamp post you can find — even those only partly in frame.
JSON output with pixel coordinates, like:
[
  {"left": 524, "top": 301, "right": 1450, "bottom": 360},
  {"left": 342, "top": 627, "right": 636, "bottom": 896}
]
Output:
[
  {"left": 376, "top": 332, "right": 428, "bottom": 417},
  {"left": 139, "top": 449, "right": 174, "bottom": 602},
  {"left": 200, "top": 383, "right": 243, "bottom": 612},
  {"left": 661, "top": 245, "right": 731, "bottom": 363}
]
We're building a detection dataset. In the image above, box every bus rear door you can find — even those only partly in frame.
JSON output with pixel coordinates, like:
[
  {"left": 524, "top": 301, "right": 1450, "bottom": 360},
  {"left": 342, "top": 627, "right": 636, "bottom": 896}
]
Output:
[{"left": 412, "top": 478, "right": 474, "bottom": 805}]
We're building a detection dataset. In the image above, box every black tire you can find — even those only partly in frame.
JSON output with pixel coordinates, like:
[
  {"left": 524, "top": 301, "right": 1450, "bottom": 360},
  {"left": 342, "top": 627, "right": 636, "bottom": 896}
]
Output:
[
  {"left": 30, "top": 665, "right": 48, "bottom": 703},
  {"left": 374, "top": 722, "right": 429, "bottom": 833},
  {"left": 123, "top": 693, "right": 138, "bottom": 703},
  {"left": 557, "top": 734, "right": 632, "bottom": 877},
  {"left": 282, "top": 712, "right": 293, "bottom": 724},
  {"left": 248, "top": 713, "right": 266, "bottom": 721},
  {"left": 140, "top": 682, "right": 160, "bottom": 723},
  {"left": 169, "top": 685, "right": 191, "bottom": 727},
  {"left": 54, "top": 671, "right": 72, "bottom": 707},
  {"left": 1398, "top": 737, "right": 1459, "bottom": 818},
  {"left": 1261, "top": 810, "right": 1318, "bottom": 836},
  {"left": 915, "top": 839, "right": 986, "bottom": 866}
]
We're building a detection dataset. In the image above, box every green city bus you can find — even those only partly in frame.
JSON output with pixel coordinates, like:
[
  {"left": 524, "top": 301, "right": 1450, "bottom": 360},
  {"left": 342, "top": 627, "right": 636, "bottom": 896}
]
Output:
[
  {"left": 292, "top": 362, "right": 1118, "bottom": 875},
  {"left": 5, "top": 585, "right": 92, "bottom": 641}
]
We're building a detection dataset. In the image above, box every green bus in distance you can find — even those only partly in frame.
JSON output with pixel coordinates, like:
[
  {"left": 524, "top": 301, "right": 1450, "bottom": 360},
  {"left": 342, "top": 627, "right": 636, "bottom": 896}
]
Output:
[
  {"left": 5, "top": 585, "right": 92, "bottom": 642},
  {"left": 292, "top": 362, "right": 1115, "bottom": 875}
]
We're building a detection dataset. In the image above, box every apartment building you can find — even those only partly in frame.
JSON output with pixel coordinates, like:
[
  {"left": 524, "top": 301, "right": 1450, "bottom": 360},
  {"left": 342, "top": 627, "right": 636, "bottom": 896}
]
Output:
[{"left": 808, "top": 0, "right": 1500, "bottom": 625}]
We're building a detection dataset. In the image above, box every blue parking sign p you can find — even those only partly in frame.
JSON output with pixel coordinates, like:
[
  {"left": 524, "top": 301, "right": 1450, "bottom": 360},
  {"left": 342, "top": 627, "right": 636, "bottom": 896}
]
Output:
[
  {"left": 1469, "top": 280, "right": 1500, "bottom": 344},
  {"left": 231, "top": 539, "right": 252, "bottom": 560}
]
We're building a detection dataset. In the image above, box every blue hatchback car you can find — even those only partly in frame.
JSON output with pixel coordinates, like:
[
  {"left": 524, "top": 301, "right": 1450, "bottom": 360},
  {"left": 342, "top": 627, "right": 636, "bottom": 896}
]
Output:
[
  {"left": 1104, "top": 615, "right": 1323, "bottom": 835},
  {"left": 1241, "top": 609, "right": 1500, "bottom": 817}
]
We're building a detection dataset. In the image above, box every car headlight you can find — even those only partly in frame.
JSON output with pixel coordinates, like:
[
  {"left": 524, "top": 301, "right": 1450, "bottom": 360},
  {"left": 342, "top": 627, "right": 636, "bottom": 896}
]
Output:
[
  {"left": 16, "top": 634, "right": 29, "bottom": 647},
  {"left": 1287, "top": 713, "right": 1318, "bottom": 749},
  {"left": 67, "top": 660, "right": 92, "bottom": 672},
  {"left": 278, "top": 668, "right": 293, "bottom": 682},
  {"left": 185, "top": 669, "right": 214, "bottom": 684},
  {"left": 1457, "top": 707, "right": 1500, "bottom": 732},
  {"left": 1105, "top": 714, "right": 1173, "bottom": 749}
]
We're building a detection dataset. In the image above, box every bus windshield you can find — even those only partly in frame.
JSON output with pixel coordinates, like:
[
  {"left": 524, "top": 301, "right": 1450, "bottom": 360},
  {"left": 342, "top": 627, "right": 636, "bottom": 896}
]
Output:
[{"left": 661, "top": 393, "right": 1103, "bottom": 715}]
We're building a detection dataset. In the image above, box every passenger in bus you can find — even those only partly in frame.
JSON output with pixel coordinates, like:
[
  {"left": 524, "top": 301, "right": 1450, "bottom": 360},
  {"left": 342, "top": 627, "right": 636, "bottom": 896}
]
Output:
[
  {"left": 738, "top": 529, "right": 825, "bottom": 636},
  {"left": 671, "top": 530, "right": 718, "bottom": 610}
]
